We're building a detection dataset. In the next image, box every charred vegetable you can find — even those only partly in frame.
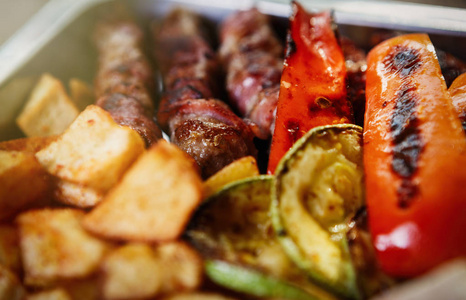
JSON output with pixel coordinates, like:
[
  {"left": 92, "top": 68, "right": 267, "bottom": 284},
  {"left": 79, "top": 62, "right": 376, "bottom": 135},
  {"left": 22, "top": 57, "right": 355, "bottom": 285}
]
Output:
[
  {"left": 267, "top": 1, "right": 353, "bottom": 174},
  {"left": 272, "top": 124, "right": 364, "bottom": 299},
  {"left": 205, "top": 260, "right": 317, "bottom": 300},
  {"left": 364, "top": 33, "right": 466, "bottom": 278},
  {"left": 185, "top": 176, "right": 336, "bottom": 300}
]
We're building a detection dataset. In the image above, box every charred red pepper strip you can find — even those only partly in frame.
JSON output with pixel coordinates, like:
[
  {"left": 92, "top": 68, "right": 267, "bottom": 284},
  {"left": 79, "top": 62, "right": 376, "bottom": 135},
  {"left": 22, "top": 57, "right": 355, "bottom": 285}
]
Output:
[
  {"left": 364, "top": 33, "right": 466, "bottom": 278},
  {"left": 267, "top": 1, "right": 352, "bottom": 174}
]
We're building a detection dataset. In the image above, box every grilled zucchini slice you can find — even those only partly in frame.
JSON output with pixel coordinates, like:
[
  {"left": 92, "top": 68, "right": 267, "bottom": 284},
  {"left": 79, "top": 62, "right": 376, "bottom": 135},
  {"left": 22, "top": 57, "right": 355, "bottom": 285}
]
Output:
[
  {"left": 185, "top": 176, "right": 336, "bottom": 300},
  {"left": 272, "top": 124, "right": 364, "bottom": 299}
]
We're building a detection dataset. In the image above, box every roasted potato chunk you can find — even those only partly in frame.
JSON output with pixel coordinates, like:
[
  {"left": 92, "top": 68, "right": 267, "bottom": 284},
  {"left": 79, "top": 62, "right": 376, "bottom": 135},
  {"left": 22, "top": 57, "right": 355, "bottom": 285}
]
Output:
[
  {"left": 100, "top": 241, "right": 203, "bottom": 300},
  {"left": 100, "top": 243, "right": 162, "bottom": 300},
  {"left": 83, "top": 140, "right": 203, "bottom": 242},
  {"left": 161, "top": 292, "right": 238, "bottom": 300},
  {"left": 16, "top": 73, "right": 79, "bottom": 137},
  {"left": 0, "top": 136, "right": 57, "bottom": 153},
  {"left": 17, "top": 209, "right": 110, "bottom": 286},
  {"left": 156, "top": 241, "right": 204, "bottom": 294},
  {"left": 0, "top": 150, "right": 50, "bottom": 221},
  {"left": 203, "top": 156, "right": 259, "bottom": 198},
  {"left": 36, "top": 105, "right": 145, "bottom": 207}
]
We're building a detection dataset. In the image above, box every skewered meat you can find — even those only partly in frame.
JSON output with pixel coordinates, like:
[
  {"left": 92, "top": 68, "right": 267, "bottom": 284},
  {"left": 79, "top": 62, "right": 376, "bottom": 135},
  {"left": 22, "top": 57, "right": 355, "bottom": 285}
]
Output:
[
  {"left": 94, "top": 17, "right": 162, "bottom": 147},
  {"left": 153, "top": 9, "right": 256, "bottom": 178},
  {"left": 219, "top": 8, "right": 283, "bottom": 139}
]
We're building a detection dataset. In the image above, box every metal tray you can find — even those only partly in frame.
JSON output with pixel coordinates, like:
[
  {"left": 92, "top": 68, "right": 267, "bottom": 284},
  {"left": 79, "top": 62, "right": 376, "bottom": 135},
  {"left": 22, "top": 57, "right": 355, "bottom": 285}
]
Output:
[
  {"left": 0, "top": 0, "right": 466, "bottom": 298},
  {"left": 1, "top": 0, "right": 466, "bottom": 142}
]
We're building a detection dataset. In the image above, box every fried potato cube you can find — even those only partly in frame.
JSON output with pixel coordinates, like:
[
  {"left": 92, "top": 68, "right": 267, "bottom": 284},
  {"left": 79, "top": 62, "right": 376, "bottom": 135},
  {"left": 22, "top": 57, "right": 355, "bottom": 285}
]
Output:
[
  {"left": 16, "top": 73, "right": 79, "bottom": 137},
  {"left": 161, "top": 293, "right": 238, "bottom": 300},
  {"left": 101, "top": 241, "right": 203, "bottom": 300},
  {"left": 69, "top": 78, "right": 94, "bottom": 111},
  {"left": 101, "top": 243, "right": 162, "bottom": 300},
  {"left": 0, "top": 136, "right": 57, "bottom": 153},
  {"left": 0, "top": 150, "right": 50, "bottom": 221},
  {"left": 0, "top": 225, "right": 21, "bottom": 274},
  {"left": 0, "top": 264, "right": 25, "bottom": 300},
  {"left": 203, "top": 156, "right": 259, "bottom": 198},
  {"left": 83, "top": 140, "right": 203, "bottom": 242},
  {"left": 17, "top": 209, "right": 110, "bottom": 286},
  {"left": 36, "top": 105, "right": 144, "bottom": 206},
  {"left": 156, "top": 241, "right": 203, "bottom": 293},
  {"left": 25, "top": 288, "right": 72, "bottom": 300},
  {"left": 54, "top": 181, "right": 104, "bottom": 208}
]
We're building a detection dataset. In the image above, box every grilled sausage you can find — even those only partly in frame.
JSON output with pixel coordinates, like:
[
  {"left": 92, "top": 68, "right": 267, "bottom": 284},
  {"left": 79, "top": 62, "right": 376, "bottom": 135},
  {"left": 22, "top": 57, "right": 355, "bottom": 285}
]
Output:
[
  {"left": 153, "top": 9, "right": 256, "bottom": 178},
  {"left": 94, "top": 17, "right": 162, "bottom": 147},
  {"left": 219, "top": 8, "right": 283, "bottom": 140}
]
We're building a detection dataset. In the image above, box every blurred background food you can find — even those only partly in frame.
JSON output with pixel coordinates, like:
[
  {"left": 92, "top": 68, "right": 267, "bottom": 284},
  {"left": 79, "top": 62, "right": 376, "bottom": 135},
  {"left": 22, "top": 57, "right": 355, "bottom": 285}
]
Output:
[{"left": 0, "top": 0, "right": 465, "bottom": 46}]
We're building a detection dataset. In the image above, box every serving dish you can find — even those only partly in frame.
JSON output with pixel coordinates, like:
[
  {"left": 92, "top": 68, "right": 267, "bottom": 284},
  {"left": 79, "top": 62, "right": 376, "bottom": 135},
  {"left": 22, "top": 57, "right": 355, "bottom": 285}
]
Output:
[{"left": 1, "top": 0, "right": 466, "bottom": 299}]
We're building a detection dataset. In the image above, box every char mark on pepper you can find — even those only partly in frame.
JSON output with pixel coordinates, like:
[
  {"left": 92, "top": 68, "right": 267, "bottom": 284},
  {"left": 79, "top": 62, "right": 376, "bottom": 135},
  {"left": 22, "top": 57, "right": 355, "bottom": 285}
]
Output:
[
  {"left": 384, "top": 45, "right": 421, "bottom": 77},
  {"left": 390, "top": 83, "right": 424, "bottom": 208}
]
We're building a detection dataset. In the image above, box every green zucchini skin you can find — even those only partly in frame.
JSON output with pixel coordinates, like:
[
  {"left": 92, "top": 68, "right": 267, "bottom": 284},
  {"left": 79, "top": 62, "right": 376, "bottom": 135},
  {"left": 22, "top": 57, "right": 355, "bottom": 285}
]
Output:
[
  {"left": 271, "top": 124, "right": 365, "bottom": 299},
  {"left": 205, "top": 260, "right": 318, "bottom": 300},
  {"left": 185, "top": 176, "right": 337, "bottom": 300}
]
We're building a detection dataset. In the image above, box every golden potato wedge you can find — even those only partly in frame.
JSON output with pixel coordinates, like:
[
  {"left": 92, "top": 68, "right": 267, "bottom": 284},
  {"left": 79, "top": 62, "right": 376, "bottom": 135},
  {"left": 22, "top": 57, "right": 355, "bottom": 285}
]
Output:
[
  {"left": 69, "top": 78, "right": 94, "bottom": 111},
  {"left": 0, "top": 136, "right": 57, "bottom": 153},
  {"left": 100, "top": 243, "right": 162, "bottom": 300},
  {"left": 25, "top": 288, "right": 72, "bottom": 300},
  {"left": 161, "top": 292, "right": 238, "bottom": 300},
  {"left": 16, "top": 209, "right": 110, "bottom": 286},
  {"left": 155, "top": 241, "right": 203, "bottom": 294},
  {"left": 0, "top": 225, "right": 21, "bottom": 274},
  {"left": 16, "top": 73, "right": 79, "bottom": 137},
  {"left": 83, "top": 140, "right": 203, "bottom": 242},
  {"left": 54, "top": 181, "right": 104, "bottom": 208},
  {"left": 0, "top": 264, "right": 25, "bottom": 300},
  {"left": 0, "top": 150, "right": 51, "bottom": 221},
  {"left": 203, "top": 156, "right": 259, "bottom": 198},
  {"left": 36, "top": 105, "right": 145, "bottom": 207}
]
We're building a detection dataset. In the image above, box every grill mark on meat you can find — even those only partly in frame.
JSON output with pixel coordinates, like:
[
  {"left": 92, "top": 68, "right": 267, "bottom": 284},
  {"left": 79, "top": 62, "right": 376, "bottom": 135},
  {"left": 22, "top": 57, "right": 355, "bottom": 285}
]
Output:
[{"left": 94, "top": 18, "right": 162, "bottom": 147}]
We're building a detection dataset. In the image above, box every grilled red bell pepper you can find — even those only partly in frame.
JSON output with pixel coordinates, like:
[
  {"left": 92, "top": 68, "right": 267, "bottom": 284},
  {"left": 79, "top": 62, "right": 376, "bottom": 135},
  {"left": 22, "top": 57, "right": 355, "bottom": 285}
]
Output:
[
  {"left": 364, "top": 33, "right": 466, "bottom": 278},
  {"left": 267, "top": 1, "right": 353, "bottom": 174}
]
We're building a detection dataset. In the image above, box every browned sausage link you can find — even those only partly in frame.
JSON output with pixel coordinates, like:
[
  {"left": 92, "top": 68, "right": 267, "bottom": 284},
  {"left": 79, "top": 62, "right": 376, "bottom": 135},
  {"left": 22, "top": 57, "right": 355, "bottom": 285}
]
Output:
[
  {"left": 340, "top": 36, "right": 367, "bottom": 127},
  {"left": 219, "top": 8, "right": 283, "bottom": 139},
  {"left": 153, "top": 9, "right": 256, "bottom": 178},
  {"left": 94, "top": 18, "right": 162, "bottom": 147}
]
